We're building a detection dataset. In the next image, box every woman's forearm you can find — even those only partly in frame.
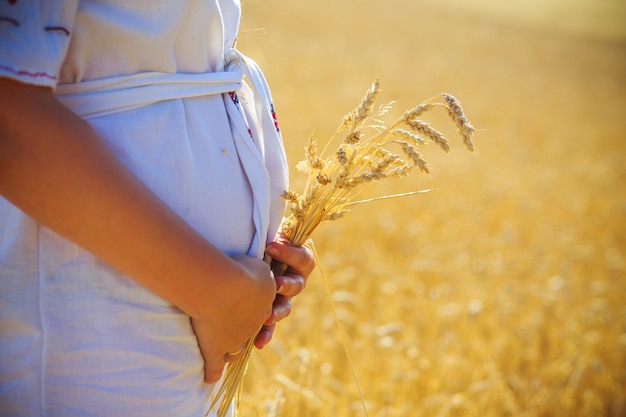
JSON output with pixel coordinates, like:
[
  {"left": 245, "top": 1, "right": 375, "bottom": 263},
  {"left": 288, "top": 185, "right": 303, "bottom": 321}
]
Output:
[{"left": 0, "top": 78, "right": 269, "bottom": 320}]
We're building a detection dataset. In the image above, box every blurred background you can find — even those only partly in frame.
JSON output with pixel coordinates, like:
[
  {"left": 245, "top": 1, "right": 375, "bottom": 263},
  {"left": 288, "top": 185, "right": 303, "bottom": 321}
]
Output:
[{"left": 236, "top": 0, "right": 626, "bottom": 415}]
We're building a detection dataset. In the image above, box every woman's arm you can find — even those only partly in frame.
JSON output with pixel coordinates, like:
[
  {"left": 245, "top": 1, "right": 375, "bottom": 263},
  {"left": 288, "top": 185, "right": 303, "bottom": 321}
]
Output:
[{"left": 0, "top": 78, "right": 276, "bottom": 382}]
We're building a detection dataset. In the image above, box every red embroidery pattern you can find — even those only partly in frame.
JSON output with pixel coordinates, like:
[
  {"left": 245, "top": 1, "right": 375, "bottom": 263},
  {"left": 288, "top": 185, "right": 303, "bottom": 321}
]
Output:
[
  {"left": 270, "top": 103, "right": 280, "bottom": 133},
  {"left": 229, "top": 92, "right": 253, "bottom": 139},
  {"left": 0, "top": 64, "right": 57, "bottom": 81}
]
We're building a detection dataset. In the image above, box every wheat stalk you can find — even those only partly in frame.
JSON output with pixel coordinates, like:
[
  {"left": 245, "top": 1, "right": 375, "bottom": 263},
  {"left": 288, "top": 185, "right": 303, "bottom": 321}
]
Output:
[{"left": 208, "top": 79, "right": 476, "bottom": 417}]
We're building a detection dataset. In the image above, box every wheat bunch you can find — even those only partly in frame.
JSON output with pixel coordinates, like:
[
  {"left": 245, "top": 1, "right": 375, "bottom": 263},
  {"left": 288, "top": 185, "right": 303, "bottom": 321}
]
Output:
[{"left": 208, "top": 79, "right": 476, "bottom": 417}]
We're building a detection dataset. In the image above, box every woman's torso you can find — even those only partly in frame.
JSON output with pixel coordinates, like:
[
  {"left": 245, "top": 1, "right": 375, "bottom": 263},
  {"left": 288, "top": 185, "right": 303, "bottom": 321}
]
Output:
[{"left": 0, "top": 1, "right": 267, "bottom": 416}]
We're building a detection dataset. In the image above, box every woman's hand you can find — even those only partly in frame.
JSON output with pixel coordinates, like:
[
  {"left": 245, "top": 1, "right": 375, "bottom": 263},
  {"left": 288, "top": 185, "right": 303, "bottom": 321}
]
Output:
[
  {"left": 192, "top": 254, "right": 276, "bottom": 383},
  {"left": 254, "top": 238, "right": 316, "bottom": 348}
]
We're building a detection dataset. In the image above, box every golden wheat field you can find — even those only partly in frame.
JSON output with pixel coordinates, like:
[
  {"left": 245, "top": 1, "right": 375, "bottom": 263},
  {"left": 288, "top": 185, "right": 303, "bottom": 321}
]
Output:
[{"left": 233, "top": 1, "right": 626, "bottom": 416}]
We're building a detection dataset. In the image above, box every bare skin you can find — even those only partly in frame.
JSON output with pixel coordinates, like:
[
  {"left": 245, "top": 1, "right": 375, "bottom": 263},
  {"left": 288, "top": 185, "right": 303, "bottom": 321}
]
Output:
[
  {"left": 0, "top": 78, "right": 314, "bottom": 383},
  {"left": 258, "top": 238, "right": 315, "bottom": 348}
]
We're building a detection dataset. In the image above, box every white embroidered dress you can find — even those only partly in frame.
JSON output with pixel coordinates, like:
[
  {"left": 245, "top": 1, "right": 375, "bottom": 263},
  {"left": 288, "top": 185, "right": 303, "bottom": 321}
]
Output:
[{"left": 0, "top": 1, "right": 288, "bottom": 416}]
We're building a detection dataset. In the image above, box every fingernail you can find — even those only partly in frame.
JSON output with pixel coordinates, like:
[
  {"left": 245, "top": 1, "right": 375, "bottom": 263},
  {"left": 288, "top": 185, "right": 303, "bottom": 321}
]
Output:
[{"left": 277, "top": 284, "right": 285, "bottom": 294}]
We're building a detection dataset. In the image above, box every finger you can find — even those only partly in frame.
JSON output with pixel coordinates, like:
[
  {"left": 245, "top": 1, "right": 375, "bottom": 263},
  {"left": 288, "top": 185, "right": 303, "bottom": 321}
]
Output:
[
  {"left": 254, "top": 322, "right": 275, "bottom": 349},
  {"left": 264, "top": 310, "right": 276, "bottom": 326},
  {"left": 223, "top": 343, "right": 247, "bottom": 363},
  {"left": 272, "top": 293, "right": 292, "bottom": 322},
  {"left": 275, "top": 274, "right": 306, "bottom": 297},
  {"left": 266, "top": 241, "right": 315, "bottom": 277},
  {"left": 203, "top": 353, "right": 226, "bottom": 384},
  {"left": 191, "top": 319, "right": 226, "bottom": 384}
]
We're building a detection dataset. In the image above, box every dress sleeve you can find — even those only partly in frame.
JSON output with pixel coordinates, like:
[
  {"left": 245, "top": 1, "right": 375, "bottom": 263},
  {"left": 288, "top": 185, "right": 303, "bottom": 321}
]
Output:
[{"left": 0, "top": 1, "right": 78, "bottom": 89}]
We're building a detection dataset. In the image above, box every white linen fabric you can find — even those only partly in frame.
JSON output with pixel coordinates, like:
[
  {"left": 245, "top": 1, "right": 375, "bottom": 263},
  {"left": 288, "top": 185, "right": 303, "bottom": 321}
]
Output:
[{"left": 0, "top": 1, "right": 288, "bottom": 416}]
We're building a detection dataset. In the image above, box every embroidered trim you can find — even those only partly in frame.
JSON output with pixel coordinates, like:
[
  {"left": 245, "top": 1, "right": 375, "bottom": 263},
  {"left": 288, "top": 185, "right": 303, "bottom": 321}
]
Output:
[
  {"left": 228, "top": 91, "right": 239, "bottom": 105},
  {"left": 228, "top": 91, "right": 253, "bottom": 138},
  {"left": 0, "top": 64, "right": 57, "bottom": 80},
  {"left": 0, "top": 16, "right": 19, "bottom": 26},
  {"left": 270, "top": 103, "right": 280, "bottom": 133},
  {"left": 45, "top": 26, "right": 70, "bottom": 36}
]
